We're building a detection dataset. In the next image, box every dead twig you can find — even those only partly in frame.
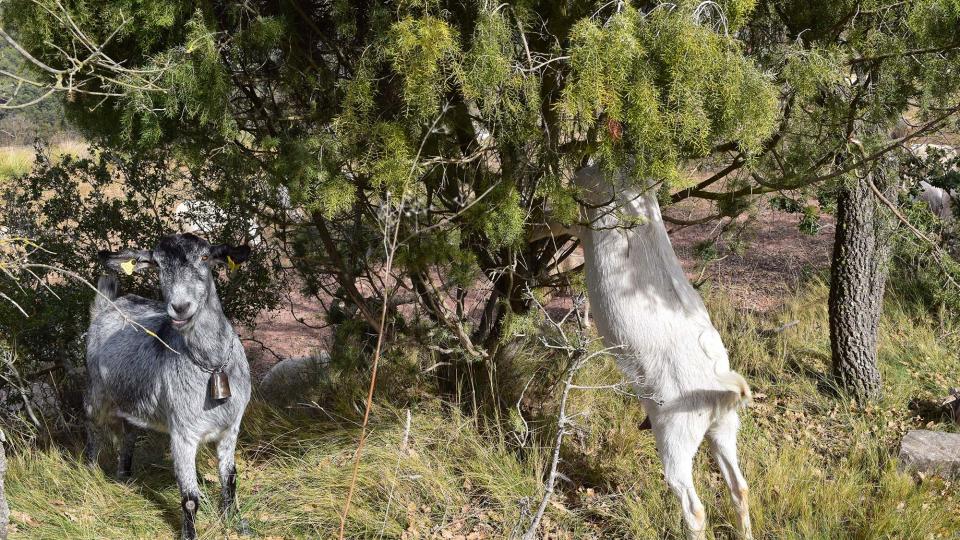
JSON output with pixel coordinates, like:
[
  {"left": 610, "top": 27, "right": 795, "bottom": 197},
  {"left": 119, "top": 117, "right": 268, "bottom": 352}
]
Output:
[
  {"left": 520, "top": 288, "right": 637, "bottom": 539},
  {"left": 759, "top": 320, "right": 800, "bottom": 337}
]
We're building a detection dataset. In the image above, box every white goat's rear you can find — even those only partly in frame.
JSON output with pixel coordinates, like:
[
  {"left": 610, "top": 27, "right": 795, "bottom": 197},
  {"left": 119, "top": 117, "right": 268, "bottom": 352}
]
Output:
[{"left": 575, "top": 165, "right": 752, "bottom": 540}]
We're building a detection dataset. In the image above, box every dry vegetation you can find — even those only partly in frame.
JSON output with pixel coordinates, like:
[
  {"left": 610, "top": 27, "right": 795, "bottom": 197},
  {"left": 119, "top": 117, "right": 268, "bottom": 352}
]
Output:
[
  {"left": 0, "top": 141, "right": 86, "bottom": 184},
  {"left": 4, "top": 275, "right": 960, "bottom": 539}
]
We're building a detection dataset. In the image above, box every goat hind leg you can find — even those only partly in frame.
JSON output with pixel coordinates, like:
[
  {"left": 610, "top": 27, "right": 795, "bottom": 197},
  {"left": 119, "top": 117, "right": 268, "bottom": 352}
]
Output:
[
  {"left": 116, "top": 422, "right": 137, "bottom": 481},
  {"left": 83, "top": 420, "right": 101, "bottom": 469},
  {"left": 217, "top": 427, "right": 250, "bottom": 534},
  {"left": 83, "top": 394, "right": 104, "bottom": 468},
  {"left": 708, "top": 412, "right": 752, "bottom": 539},
  {"left": 656, "top": 420, "right": 709, "bottom": 540}
]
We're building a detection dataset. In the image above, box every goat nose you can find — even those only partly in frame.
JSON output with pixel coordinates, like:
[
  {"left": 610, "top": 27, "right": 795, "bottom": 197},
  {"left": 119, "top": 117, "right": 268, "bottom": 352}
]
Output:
[{"left": 171, "top": 302, "right": 191, "bottom": 317}]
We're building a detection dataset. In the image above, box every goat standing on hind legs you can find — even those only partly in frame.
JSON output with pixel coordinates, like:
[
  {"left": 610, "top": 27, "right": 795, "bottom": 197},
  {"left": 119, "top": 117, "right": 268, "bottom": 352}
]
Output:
[
  {"left": 574, "top": 165, "right": 753, "bottom": 540},
  {"left": 85, "top": 233, "right": 252, "bottom": 540}
]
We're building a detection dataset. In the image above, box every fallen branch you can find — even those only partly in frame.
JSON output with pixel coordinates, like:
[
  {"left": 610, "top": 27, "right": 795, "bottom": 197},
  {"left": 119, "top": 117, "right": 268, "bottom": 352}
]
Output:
[
  {"left": 521, "top": 347, "right": 583, "bottom": 540},
  {"left": 759, "top": 319, "right": 800, "bottom": 337},
  {"left": 520, "top": 289, "right": 636, "bottom": 539}
]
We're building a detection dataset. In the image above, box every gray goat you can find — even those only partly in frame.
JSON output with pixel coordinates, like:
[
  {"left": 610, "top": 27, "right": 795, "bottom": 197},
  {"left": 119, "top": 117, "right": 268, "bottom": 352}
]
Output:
[{"left": 85, "top": 233, "right": 251, "bottom": 539}]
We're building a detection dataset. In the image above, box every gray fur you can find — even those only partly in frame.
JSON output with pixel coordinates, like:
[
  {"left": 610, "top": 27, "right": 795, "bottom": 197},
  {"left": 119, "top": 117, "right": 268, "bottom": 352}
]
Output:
[{"left": 85, "top": 233, "right": 251, "bottom": 539}]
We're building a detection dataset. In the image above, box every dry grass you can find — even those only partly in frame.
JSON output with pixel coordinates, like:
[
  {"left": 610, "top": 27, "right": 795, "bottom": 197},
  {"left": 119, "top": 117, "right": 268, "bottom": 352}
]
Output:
[
  {"left": 6, "top": 276, "right": 960, "bottom": 539},
  {"left": 0, "top": 147, "right": 35, "bottom": 182},
  {"left": 0, "top": 141, "right": 87, "bottom": 184}
]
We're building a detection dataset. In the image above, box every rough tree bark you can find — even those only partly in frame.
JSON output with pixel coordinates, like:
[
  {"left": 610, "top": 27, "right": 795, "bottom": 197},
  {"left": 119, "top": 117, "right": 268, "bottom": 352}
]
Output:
[
  {"left": 829, "top": 166, "right": 896, "bottom": 400},
  {"left": 1, "top": 429, "right": 8, "bottom": 540}
]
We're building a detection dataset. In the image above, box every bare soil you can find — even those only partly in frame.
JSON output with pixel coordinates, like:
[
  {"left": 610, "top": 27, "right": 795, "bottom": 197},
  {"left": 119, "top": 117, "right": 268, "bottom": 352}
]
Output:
[{"left": 667, "top": 197, "right": 835, "bottom": 312}]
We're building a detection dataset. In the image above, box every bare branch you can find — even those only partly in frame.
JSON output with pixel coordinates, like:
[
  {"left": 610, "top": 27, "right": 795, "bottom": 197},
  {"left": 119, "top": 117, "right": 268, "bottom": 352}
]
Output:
[{"left": 0, "top": 4, "right": 171, "bottom": 109}]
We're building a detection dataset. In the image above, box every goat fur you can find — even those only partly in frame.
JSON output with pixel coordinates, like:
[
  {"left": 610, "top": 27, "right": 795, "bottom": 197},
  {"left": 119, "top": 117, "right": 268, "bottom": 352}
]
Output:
[
  {"left": 85, "top": 234, "right": 251, "bottom": 539},
  {"left": 574, "top": 165, "right": 752, "bottom": 539}
]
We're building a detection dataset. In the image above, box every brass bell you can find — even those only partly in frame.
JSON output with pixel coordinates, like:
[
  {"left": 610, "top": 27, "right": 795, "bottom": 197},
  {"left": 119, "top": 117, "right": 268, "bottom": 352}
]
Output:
[{"left": 209, "top": 370, "right": 232, "bottom": 401}]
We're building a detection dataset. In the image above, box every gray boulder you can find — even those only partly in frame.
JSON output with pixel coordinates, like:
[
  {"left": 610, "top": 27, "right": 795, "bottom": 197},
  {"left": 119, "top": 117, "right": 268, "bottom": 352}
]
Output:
[
  {"left": 257, "top": 352, "right": 330, "bottom": 405},
  {"left": 898, "top": 429, "right": 960, "bottom": 478}
]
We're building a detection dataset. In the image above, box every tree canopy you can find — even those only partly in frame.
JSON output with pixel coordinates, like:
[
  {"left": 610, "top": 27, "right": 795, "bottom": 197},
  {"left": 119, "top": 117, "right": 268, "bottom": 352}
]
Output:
[{"left": 2, "top": 0, "right": 960, "bottom": 376}]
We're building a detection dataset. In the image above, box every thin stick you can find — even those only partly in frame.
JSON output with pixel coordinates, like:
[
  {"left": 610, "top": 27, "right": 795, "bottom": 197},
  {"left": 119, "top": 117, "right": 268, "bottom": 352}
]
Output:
[
  {"left": 337, "top": 196, "right": 403, "bottom": 539},
  {"left": 377, "top": 409, "right": 412, "bottom": 539},
  {"left": 522, "top": 349, "right": 582, "bottom": 540},
  {"left": 338, "top": 108, "right": 446, "bottom": 539}
]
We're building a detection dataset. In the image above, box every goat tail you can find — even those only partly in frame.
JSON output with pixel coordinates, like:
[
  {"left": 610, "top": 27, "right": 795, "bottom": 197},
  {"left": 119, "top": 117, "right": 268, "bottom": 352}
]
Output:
[
  {"left": 716, "top": 370, "right": 752, "bottom": 410},
  {"left": 90, "top": 274, "right": 119, "bottom": 319}
]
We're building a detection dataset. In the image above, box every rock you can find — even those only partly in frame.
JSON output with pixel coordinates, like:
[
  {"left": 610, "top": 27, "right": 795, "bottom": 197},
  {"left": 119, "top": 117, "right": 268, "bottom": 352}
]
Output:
[
  {"left": 257, "top": 352, "right": 330, "bottom": 406},
  {"left": 898, "top": 429, "right": 960, "bottom": 478}
]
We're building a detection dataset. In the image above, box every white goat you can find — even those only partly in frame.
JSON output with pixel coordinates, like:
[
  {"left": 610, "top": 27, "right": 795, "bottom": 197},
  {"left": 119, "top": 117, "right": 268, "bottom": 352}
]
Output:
[
  {"left": 909, "top": 144, "right": 958, "bottom": 222},
  {"left": 573, "top": 165, "right": 752, "bottom": 540},
  {"left": 174, "top": 200, "right": 263, "bottom": 246}
]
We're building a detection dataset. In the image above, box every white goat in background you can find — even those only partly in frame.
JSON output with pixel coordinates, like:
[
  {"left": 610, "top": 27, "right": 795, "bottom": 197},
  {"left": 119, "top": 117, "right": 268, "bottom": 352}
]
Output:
[
  {"left": 909, "top": 143, "right": 958, "bottom": 222},
  {"left": 573, "top": 165, "right": 753, "bottom": 540},
  {"left": 174, "top": 186, "right": 305, "bottom": 245},
  {"left": 174, "top": 199, "right": 263, "bottom": 246}
]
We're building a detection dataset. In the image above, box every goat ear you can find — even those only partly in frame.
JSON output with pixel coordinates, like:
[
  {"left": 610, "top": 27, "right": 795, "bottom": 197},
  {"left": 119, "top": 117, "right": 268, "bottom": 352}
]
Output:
[
  {"left": 99, "top": 249, "right": 155, "bottom": 275},
  {"left": 209, "top": 244, "right": 251, "bottom": 267}
]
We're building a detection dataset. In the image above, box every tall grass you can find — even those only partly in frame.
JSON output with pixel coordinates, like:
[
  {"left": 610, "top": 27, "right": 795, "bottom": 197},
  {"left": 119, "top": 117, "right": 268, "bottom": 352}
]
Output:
[
  {"left": 0, "top": 141, "right": 87, "bottom": 184},
  {"left": 6, "top": 277, "right": 960, "bottom": 539},
  {"left": 0, "top": 147, "right": 34, "bottom": 182}
]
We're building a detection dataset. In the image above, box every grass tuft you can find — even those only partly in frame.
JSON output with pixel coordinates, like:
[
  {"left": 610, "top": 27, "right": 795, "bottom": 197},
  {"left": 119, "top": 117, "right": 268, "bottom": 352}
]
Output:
[{"left": 0, "top": 147, "right": 35, "bottom": 182}]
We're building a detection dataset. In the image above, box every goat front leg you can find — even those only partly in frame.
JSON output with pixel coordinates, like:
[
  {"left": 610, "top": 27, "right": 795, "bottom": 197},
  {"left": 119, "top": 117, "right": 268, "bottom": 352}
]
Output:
[
  {"left": 216, "top": 427, "right": 250, "bottom": 534},
  {"left": 171, "top": 435, "right": 201, "bottom": 540},
  {"left": 708, "top": 412, "right": 752, "bottom": 539}
]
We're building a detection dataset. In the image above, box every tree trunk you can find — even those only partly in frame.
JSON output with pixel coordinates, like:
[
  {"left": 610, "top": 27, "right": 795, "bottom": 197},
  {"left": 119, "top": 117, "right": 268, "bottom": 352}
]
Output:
[
  {"left": 829, "top": 170, "right": 895, "bottom": 400},
  {"left": 0, "top": 429, "right": 8, "bottom": 540}
]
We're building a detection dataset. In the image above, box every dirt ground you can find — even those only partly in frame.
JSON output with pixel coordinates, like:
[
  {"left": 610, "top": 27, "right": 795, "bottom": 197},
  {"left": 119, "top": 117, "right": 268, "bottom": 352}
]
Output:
[
  {"left": 668, "top": 198, "right": 835, "bottom": 312},
  {"left": 242, "top": 199, "right": 836, "bottom": 372}
]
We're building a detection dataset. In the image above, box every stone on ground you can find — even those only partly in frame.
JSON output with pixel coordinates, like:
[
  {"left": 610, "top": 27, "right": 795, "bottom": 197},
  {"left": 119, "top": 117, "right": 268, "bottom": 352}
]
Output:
[
  {"left": 898, "top": 429, "right": 960, "bottom": 478},
  {"left": 258, "top": 351, "right": 330, "bottom": 406}
]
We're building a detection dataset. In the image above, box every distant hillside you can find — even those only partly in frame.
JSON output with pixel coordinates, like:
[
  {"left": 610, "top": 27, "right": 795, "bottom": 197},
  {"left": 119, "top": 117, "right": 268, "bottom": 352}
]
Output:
[{"left": 0, "top": 41, "right": 77, "bottom": 145}]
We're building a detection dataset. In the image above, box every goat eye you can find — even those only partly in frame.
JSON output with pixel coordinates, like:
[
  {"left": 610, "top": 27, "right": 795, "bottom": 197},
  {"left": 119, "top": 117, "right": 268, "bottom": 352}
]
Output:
[{"left": 201, "top": 255, "right": 209, "bottom": 262}]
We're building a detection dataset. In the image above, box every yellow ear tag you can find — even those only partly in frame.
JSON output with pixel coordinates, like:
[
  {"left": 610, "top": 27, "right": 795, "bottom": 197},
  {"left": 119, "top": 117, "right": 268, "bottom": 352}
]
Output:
[
  {"left": 226, "top": 255, "right": 238, "bottom": 273},
  {"left": 120, "top": 259, "right": 136, "bottom": 276}
]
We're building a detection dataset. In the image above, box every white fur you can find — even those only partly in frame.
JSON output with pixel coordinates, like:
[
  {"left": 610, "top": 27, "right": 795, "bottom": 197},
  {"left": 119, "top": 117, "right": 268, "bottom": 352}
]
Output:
[
  {"left": 574, "top": 165, "right": 752, "bottom": 540},
  {"left": 174, "top": 200, "right": 263, "bottom": 245},
  {"left": 909, "top": 144, "right": 958, "bottom": 222},
  {"left": 918, "top": 180, "right": 953, "bottom": 221}
]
